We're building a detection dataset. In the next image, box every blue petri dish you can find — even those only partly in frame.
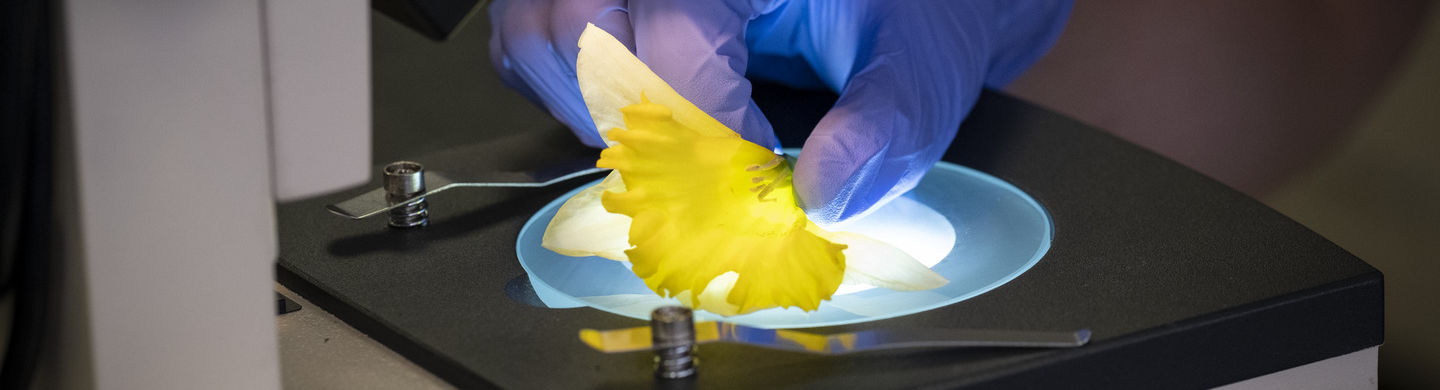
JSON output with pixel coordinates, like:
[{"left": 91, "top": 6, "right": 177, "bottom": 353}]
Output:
[{"left": 514, "top": 160, "right": 1053, "bottom": 328}]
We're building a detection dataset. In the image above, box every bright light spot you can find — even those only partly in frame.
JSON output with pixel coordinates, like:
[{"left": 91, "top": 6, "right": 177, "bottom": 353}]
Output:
[{"left": 830, "top": 195, "right": 955, "bottom": 295}]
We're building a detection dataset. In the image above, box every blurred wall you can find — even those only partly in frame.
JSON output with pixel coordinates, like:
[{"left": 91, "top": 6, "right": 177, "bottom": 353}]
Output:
[
  {"left": 1264, "top": 6, "right": 1440, "bottom": 388},
  {"left": 1009, "top": 2, "right": 1439, "bottom": 388}
]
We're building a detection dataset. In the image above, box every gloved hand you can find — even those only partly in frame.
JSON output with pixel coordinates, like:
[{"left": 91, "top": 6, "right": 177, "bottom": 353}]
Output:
[{"left": 489, "top": 0, "right": 1071, "bottom": 224}]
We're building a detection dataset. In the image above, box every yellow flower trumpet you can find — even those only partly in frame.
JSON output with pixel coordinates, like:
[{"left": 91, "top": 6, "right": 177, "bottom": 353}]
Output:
[{"left": 542, "top": 24, "right": 946, "bottom": 316}]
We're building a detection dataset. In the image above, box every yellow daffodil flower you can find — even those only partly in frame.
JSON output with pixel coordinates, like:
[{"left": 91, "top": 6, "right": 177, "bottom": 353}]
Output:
[{"left": 541, "top": 24, "right": 946, "bottom": 316}]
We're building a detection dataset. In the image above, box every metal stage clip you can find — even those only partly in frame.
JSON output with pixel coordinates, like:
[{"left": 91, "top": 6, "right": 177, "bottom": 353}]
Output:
[{"left": 326, "top": 159, "right": 608, "bottom": 227}]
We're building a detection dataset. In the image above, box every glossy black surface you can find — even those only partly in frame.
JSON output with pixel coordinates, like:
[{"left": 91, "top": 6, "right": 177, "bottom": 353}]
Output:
[
  {"left": 277, "top": 13, "right": 1384, "bottom": 388},
  {"left": 278, "top": 85, "right": 1381, "bottom": 388}
]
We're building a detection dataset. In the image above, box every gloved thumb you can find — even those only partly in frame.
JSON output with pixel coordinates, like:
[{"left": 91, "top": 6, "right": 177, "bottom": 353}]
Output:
[{"left": 793, "top": 4, "right": 989, "bottom": 224}]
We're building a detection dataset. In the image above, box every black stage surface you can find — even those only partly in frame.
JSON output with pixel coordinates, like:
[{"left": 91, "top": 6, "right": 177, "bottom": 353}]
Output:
[{"left": 277, "top": 86, "right": 1381, "bottom": 388}]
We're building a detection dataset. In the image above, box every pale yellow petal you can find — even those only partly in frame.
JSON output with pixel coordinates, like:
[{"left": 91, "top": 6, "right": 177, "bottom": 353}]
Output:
[
  {"left": 577, "top": 23, "right": 733, "bottom": 145},
  {"left": 541, "top": 171, "right": 632, "bottom": 261},
  {"left": 825, "top": 231, "right": 949, "bottom": 291}
]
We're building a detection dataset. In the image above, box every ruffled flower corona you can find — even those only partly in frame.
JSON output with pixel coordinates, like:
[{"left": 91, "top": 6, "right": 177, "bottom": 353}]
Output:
[{"left": 541, "top": 24, "right": 946, "bottom": 316}]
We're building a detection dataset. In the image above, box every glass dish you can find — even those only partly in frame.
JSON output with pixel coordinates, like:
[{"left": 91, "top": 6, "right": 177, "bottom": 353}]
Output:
[{"left": 515, "top": 161, "right": 1052, "bottom": 328}]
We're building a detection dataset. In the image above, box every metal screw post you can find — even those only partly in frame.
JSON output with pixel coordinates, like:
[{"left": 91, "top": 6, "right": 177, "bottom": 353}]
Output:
[
  {"left": 383, "top": 161, "right": 428, "bottom": 228},
  {"left": 651, "top": 306, "right": 697, "bottom": 379}
]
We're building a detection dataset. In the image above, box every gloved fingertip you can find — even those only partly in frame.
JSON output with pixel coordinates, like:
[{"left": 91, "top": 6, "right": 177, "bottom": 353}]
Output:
[
  {"left": 793, "top": 136, "right": 891, "bottom": 225},
  {"left": 742, "top": 100, "right": 779, "bottom": 150},
  {"left": 552, "top": 97, "right": 609, "bottom": 148}
]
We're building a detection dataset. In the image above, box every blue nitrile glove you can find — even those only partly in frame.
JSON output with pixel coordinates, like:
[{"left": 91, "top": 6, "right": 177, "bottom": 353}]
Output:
[{"left": 489, "top": 0, "right": 1071, "bottom": 224}]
